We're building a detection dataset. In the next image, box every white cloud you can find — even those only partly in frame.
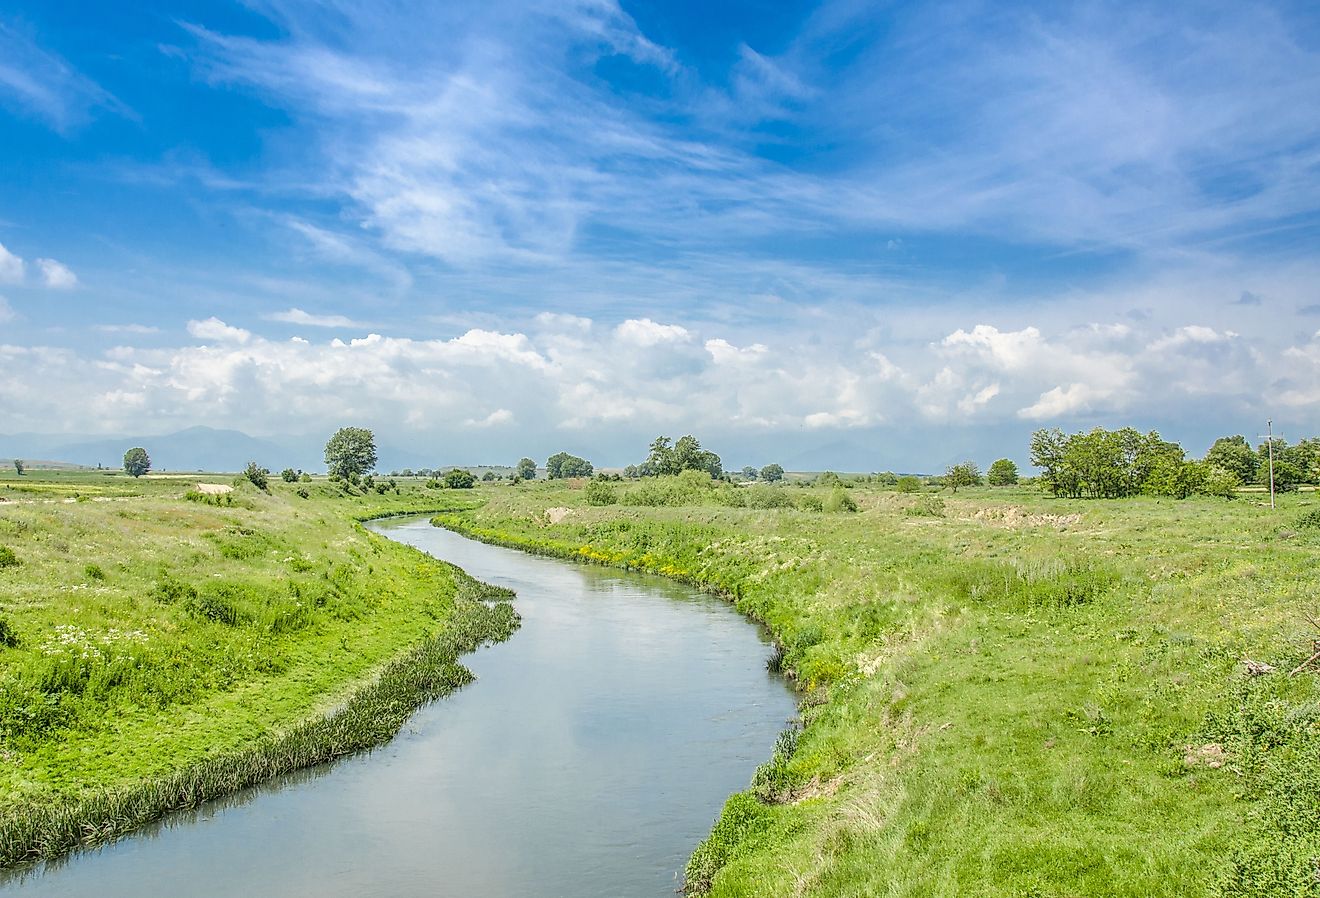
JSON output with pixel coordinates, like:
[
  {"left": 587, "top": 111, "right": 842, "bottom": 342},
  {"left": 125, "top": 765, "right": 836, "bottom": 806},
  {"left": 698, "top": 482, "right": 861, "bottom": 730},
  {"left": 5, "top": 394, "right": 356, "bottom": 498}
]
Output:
[
  {"left": 0, "top": 22, "right": 131, "bottom": 131},
  {"left": 95, "top": 323, "right": 160, "bottom": 334},
  {"left": 0, "top": 242, "right": 23, "bottom": 284},
  {"left": 35, "top": 258, "right": 77, "bottom": 289},
  {"left": 615, "top": 318, "right": 690, "bottom": 346},
  {"left": 1019, "top": 383, "right": 1107, "bottom": 420},
  {"left": 187, "top": 317, "right": 252, "bottom": 343},
  {"left": 265, "top": 307, "right": 362, "bottom": 328},
  {"left": 463, "top": 408, "right": 514, "bottom": 427},
  {"left": 1147, "top": 324, "right": 1237, "bottom": 351}
]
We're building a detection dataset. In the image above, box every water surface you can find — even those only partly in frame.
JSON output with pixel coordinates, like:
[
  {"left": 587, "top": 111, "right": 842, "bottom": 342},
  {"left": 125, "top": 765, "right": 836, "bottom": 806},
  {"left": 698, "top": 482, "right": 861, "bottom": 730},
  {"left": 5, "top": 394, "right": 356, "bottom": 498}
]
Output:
[{"left": 2, "top": 516, "right": 795, "bottom": 897}]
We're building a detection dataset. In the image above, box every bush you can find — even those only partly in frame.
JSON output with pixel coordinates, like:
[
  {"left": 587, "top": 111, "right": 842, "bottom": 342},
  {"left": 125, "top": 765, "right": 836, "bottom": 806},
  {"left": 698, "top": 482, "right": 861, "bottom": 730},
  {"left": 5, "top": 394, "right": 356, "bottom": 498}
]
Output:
[
  {"left": 296, "top": 487, "right": 310, "bottom": 499},
  {"left": 746, "top": 485, "right": 794, "bottom": 509},
  {"left": 299, "top": 472, "right": 312, "bottom": 483},
  {"left": 585, "top": 480, "right": 618, "bottom": 506},
  {"left": 280, "top": 468, "right": 299, "bottom": 483},
  {"left": 896, "top": 475, "right": 922, "bottom": 493},
  {"left": 443, "top": 469, "right": 477, "bottom": 489},
  {"left": 0, "top": 614, "right": 18, "bottom": 648},
  {"left": 905, "top": 495, "right": 946, "bottom": 517},
  {"left": 84, "top": 564, "right": 106, "bottom": 581},
  {"left": 796, "top": 493, "right": 824, "bottom": 512},
  {"left": 824, "top": 487, "right": 859, "bottom": 512},
  {"left": 0, "top": 546, "right": 18, "bottom": 568}
]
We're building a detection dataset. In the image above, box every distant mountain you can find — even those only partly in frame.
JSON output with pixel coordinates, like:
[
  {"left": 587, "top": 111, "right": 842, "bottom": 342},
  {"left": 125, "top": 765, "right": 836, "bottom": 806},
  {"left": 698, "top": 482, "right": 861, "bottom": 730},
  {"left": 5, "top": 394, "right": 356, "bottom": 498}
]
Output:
[{"left": 0, "top": 427, "right": 297, "bottom": 473}]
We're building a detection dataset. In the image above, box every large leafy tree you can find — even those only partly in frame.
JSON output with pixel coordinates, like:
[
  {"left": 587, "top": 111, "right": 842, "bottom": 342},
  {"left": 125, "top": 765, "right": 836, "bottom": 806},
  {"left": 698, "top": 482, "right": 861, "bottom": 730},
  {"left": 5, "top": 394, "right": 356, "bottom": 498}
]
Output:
[
  {"left": 546, "top": 451, "right": 593, "bottom": 479},
  {"left": 1205, "top": 435, "right": 1258, "bottom": 484},
  {"left": 516, "top": 457, "right": 537, "bottom": 480},
  {"left": 123, "top": 447, "right": 151, "bottom": 478},
  {"left": 987, "top": 458, "right": 1018, "bottom": 485},
  {"left": 759, "top": 463, "right": 784, "bottom": 482},
  {"left": 324, "top": 427, "right": 377, "bottom": 479}
]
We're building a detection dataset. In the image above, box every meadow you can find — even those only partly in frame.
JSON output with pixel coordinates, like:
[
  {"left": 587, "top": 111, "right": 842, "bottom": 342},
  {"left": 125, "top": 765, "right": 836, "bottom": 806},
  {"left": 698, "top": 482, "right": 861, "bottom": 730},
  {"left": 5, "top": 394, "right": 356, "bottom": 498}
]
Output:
[
  {"left": 436, "top": 474, "right": 1320, "bottom": 897},
  {"left": 0, "top": 469, "right": 516, "bottom": 866}
]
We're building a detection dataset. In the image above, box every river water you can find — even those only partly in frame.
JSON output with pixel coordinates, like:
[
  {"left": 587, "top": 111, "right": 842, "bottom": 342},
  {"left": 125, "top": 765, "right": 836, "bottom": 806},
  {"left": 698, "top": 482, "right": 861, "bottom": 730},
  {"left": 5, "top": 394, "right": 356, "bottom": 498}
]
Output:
[{"left": 2, "top": 516, "right": 796, "bottom": 897}]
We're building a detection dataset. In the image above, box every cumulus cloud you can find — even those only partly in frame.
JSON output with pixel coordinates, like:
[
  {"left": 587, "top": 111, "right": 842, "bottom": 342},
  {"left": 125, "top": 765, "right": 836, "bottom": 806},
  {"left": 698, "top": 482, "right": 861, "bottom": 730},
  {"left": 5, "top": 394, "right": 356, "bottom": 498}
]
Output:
[
  {"left": 1, "top": 310, "right": 1315, "bottom": 467},
  {"left": 35, "top": 257, "right": 77, "bottom": 289},
  {"left": 615, "top": 318, "right": 691, "bottom": 346},
  {"left": 264, "top": 307, "right": 362, "bottom": 328},
  {"left": 187, "top": 317, "right": 252, "bottom": 343},
  {"left": 95, "top": 323, "right": 160, "bottom": 334}
]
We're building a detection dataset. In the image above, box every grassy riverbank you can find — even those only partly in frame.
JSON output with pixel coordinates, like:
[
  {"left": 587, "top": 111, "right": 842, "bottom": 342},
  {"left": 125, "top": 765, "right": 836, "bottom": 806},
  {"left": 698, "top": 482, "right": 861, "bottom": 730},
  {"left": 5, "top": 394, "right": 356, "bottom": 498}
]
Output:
[
  {"left": 437, "top": 477, "right": 1320, "bottom": 897},
  {"left": 0, "top": 470, "right": 517, "bottom": 866}
]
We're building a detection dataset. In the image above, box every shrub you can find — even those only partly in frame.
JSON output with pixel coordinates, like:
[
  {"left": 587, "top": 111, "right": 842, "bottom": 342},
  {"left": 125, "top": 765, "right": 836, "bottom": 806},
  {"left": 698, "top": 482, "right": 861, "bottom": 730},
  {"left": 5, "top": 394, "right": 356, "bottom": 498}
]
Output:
[
  {"left": 796, "top": 493, "right": 824, "bottom": 512},
  {"left": 296, "top": 487, "right": 310, "bottom": 499},
  {"left": 746, "top": 485, "right": 794, "bottom": 509},
  {"left": 905, "top": 495, "right": 945, "bottom": 517},
  {"left": 824, "top": 487, "right": 858, "bottom": 513},
  {"left": 280, "top": 468, "right": 299, "bottom": 483},
  {"left": 585, "top": 480, "right": 617, "bottom": 506},
  {"left": 0, "top": 546, "right": 18, "bottom": 568},
  {"left": 0, "top": 614, "right": 18, "bottom": 647},
  {"left": 443, "top": 469, "right": 477, "bottom": 489},
  {"left": 896, "top": 475, "right": 922, "bottom": 493},
  {"left": 299, "top": 472, "right": 312, "bottom": 483},
  {"left": 84, "top": 564, "right": 106, "bottom": 581},
  {"left": 1297, "top": 508, "right": 1320, "bottom": 530}
]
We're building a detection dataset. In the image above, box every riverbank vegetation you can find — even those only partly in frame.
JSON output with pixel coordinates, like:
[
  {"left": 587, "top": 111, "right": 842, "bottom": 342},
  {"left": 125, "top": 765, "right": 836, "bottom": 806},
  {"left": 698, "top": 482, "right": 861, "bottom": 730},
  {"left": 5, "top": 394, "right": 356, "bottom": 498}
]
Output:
[
  {"left": 0, "top": 469, "right": 517, "bottom": 867},
  {"left": 435, "top": 475, "right": 1320, "bottom": 897}
]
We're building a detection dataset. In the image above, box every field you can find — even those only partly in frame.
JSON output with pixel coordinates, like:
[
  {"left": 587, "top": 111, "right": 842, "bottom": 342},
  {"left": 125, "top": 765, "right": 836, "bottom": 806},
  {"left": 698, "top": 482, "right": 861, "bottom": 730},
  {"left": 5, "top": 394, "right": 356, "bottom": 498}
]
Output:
[
  {"left": 436, "top": 475, "right": 1320, "bottom": 897},
  {"left": 0, "top": 469, "right": 516, "bottom": 865}
]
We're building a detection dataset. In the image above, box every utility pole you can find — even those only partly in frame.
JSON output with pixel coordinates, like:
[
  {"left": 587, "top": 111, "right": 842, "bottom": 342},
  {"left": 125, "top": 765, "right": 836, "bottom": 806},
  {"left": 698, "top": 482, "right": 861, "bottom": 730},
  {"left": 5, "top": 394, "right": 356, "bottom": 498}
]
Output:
[{"left": 1258, "top": 419, "right": 1278, "bottom": 509}]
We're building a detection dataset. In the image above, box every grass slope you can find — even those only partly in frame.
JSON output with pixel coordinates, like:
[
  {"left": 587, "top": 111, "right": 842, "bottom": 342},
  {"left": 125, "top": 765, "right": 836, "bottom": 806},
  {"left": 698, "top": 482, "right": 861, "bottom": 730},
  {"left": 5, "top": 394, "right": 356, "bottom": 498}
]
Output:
[
  {"left": 438, "top": 476, "right": 1320, "bottom": 897},
  {"left": 0, "top": 470, "right": 517, "bottom": 867}
]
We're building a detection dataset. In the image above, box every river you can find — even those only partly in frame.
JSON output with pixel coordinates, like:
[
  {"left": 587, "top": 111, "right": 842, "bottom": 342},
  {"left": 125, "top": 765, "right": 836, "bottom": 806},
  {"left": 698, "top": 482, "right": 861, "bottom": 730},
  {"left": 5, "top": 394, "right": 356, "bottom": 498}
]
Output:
[{"left": 1, "top": 516, "right": 796, "bottom": 897}]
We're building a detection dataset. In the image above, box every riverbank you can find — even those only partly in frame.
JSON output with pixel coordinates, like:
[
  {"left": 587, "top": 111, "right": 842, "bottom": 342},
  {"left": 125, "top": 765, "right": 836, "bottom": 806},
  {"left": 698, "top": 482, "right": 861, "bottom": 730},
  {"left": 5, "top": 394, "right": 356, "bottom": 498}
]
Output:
[
  {"left": 0, "top": 472, "right": 518, "bottom": 867},
  {"left": 438, "top": 478, "right": 1320, "bottom": 897}
]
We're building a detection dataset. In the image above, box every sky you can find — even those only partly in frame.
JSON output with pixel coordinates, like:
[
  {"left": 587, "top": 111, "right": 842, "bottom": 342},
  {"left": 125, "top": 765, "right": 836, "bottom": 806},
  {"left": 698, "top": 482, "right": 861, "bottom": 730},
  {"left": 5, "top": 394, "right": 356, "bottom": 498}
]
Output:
[{"left": 1, "top": 0, "right": 1319, "bottom": 471}]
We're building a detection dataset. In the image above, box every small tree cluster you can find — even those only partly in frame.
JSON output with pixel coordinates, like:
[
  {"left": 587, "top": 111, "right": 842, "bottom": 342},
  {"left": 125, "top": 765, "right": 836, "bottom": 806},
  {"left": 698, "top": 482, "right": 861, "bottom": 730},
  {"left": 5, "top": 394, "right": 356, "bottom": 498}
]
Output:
[
  {"left": 638, "top": 435, "right": 723, "bottom": 478},
  {"left": 759, "top": 463, "right": 784, "bottom": 482},
  {"left": 280, "top": 468, "right": 300, "bottom": 483},
  {"left": 546, "top": 452, "right": 593, "bottom": 479},
  {"left": 1031, "top": 427, "right": 1239, "bottom": 499}
]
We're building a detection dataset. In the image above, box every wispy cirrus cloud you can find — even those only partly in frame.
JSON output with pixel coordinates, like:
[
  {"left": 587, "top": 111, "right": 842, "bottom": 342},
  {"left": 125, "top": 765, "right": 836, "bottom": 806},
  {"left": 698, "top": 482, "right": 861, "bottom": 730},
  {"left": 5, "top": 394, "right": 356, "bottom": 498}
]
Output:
[{"left": 0, "top": 19, "right": 132, "bottom": 131}]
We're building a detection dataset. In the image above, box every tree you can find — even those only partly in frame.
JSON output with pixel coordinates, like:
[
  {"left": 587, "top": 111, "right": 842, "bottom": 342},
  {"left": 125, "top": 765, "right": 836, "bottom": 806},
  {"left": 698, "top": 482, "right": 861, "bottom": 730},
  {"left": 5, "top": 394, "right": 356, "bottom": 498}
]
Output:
[
  {"left": 123, "top": 447, "right": 151, "bottom": 478},
  {"left": 244, "top": 462, "right": 270, "bottom": 492},
  {"left": 443, "top": 468, "right": 476, "bottom": 489},
  {"left": 759, "top": 463, "right": 784, "bottom": 482},
  {"left": 987, "top": 458, "right": 1018, "bottom": 486},
  {"left": 280, "top": 468, "right": 299, "bottom": 483},
  {"left": 896, "top": 475, "right": 922, "bottom": 493},
  {"left": 324, "top": 427, "right": 377, "bottom": 479},
  {"left": 482, "top": 471, "right": 497, "bottom": 482},
  {"left": 944, "top": 461, "right": 982, "bottom": 492},
  {"left": 741, "top": 465, "right": 757, "bottom": 480},
  {"left": 546, "top": 451, "right": 593, "bottom": 479},
  {"left": 1205, "top": 435, "right": 1258, "bottom": 485},
  {"left": 12, "top": 459, "right": 23, "bottom": 476},
  {"left": 516, "top": 457, "right": 537, "bottom": 480},
  {"left": 641, "top": 434, "right": 722, "bottom": 478},
  {"left": 622, "top": 464, "right": 640, "bottom": 479}
]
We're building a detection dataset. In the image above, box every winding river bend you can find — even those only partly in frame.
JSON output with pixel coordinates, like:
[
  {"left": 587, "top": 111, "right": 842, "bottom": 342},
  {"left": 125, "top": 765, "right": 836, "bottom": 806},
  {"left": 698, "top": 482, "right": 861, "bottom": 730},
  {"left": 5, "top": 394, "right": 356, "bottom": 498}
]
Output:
[{"left": 2, "top": 516, "right": 796, "bottom": 897}]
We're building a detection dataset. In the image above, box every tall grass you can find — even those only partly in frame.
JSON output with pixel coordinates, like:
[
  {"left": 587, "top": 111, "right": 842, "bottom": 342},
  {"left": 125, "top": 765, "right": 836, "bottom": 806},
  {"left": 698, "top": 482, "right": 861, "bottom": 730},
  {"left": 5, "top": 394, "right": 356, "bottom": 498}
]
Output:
[{"left": 0, "top": 570, "right": 518, "bottom": 869}]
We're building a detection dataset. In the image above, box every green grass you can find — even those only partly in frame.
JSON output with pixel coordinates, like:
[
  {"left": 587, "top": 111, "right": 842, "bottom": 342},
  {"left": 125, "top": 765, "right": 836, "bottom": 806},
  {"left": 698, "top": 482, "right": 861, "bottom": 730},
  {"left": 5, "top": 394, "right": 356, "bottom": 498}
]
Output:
[
  {"left": 438, "top": 478, "right": 1320, "bottom": 897},
  {"left": 0, "top": 469, "right": 516, "bottom": 866}
]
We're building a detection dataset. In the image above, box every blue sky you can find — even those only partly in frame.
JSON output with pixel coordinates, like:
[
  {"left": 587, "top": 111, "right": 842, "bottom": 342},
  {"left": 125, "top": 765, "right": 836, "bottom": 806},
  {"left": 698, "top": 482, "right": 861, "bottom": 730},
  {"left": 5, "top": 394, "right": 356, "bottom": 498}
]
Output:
[{"left": 2, "top": 0, "right": 1319, "bottom": 470}]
